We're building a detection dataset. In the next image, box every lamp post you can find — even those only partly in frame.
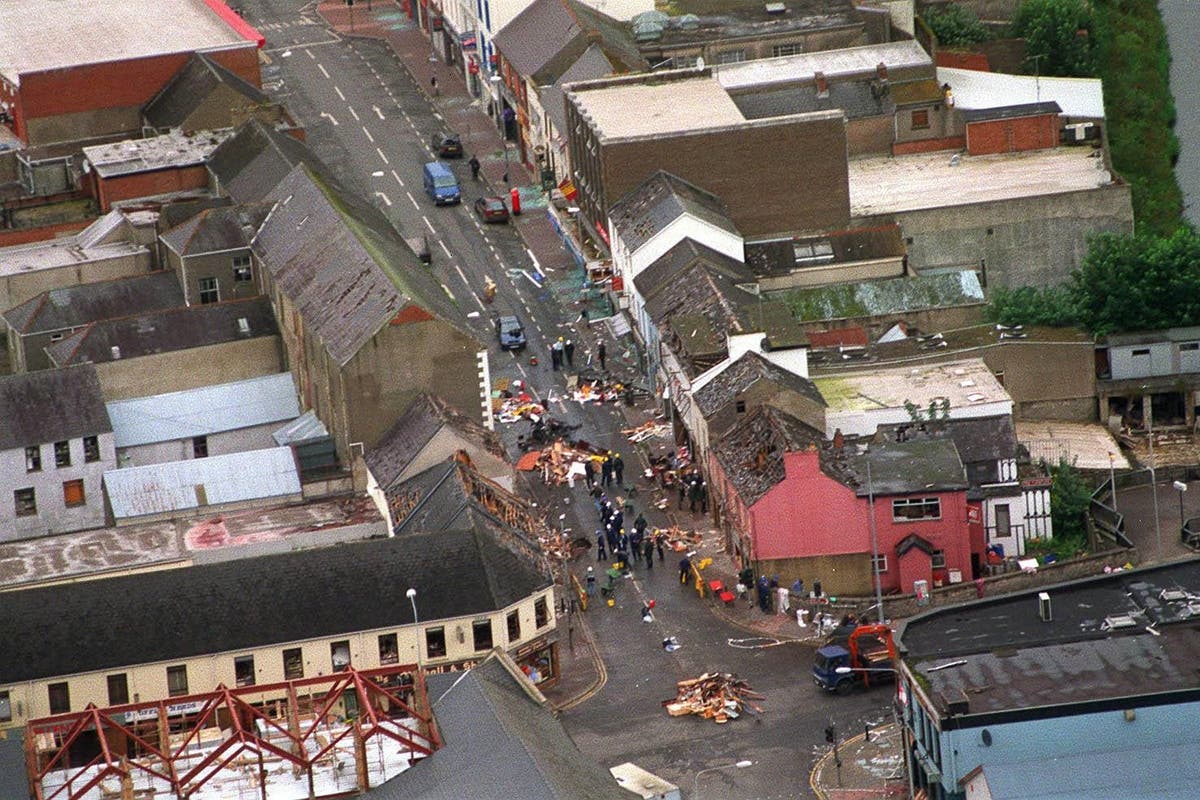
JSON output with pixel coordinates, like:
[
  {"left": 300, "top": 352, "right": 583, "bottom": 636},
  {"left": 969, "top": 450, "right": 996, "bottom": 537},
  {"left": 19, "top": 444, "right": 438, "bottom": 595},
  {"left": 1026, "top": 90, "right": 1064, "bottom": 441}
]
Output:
[
  {"left": 1174, "top": 480, "right": 1188, "bottom": 536},
  {"left": 406, "top": 587, "right": 419, "bottom": 624},
  {"left": 1146, "top": 391, "right": 1162, "bottom": 558},
  {"left": 692, "top": 760, "right": 753, "bottom": 799},
  {"left": 836, "top": 665, "right": 910, "bottom": 797},
  {"left": 866, "top": 456, "right": 884, "bottom": 625},
  {"left": 1108, "top": 451, "right": 1118, "bottom": 513}
]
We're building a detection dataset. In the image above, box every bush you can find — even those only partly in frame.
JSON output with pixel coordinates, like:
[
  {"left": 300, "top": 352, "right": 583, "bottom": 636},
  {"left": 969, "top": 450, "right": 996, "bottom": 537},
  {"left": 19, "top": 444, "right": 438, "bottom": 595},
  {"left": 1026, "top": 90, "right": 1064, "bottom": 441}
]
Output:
[
  {"left": 985, "top": 285, "right": 1078, "bottom": 328},
  {"left": 1011, "top": 0, "right": 1097, "bottom": 76},
  {"left": 924, "top": 4, "right": 991, "bottom": 47},
  {"left": 1044, "top": 458, "right": 1093, "bottom": 555}
]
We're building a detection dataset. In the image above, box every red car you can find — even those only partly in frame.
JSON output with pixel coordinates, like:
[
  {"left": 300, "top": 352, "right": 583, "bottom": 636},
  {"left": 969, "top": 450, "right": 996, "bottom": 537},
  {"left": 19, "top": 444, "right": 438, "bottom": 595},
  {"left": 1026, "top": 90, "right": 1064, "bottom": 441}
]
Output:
[{"left": 473, "top": 196, "right": 510, "bottom": 223}]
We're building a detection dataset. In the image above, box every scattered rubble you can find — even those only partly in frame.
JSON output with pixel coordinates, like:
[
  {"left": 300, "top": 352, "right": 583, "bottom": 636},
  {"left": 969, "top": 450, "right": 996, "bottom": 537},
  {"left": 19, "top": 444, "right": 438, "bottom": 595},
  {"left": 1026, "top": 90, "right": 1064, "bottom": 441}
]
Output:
[
  {"left": 623, "top": 420, "right": 671, "bottom": 443},
  {"left": 663, "top": 673, "right": 764, "bottom": 724}
]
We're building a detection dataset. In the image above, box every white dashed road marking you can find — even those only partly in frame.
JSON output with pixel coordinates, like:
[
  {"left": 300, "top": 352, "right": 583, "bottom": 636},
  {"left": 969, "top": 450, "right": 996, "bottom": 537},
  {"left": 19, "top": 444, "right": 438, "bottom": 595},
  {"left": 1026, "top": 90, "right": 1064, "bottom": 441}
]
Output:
[{"left": 317, "top": 63, "right": 329, "bottom": 78}]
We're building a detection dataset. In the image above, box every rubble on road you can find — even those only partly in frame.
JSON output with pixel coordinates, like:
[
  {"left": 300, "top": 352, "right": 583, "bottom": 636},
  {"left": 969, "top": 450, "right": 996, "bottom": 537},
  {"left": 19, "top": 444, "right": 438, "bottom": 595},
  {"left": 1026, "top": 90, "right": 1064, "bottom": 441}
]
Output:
[
  {"left": 517, "top": 440, "right": 606, "bottom": 486},
  {"left": 623, "top": 420, "right": 671, "bottom": 443},
  {"left": 656, "top": 526, "right": 702, "bottom": 552},
  {"left": 662, "top": 672, "right": 764, "bottom": 724}
]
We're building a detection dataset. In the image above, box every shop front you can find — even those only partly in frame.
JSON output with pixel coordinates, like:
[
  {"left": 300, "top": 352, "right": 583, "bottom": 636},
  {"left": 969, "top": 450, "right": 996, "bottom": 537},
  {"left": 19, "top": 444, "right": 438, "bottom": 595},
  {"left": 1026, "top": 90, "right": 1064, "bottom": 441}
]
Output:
[{"left": 422, "top": 634, "right": 559, "bottom": 687}]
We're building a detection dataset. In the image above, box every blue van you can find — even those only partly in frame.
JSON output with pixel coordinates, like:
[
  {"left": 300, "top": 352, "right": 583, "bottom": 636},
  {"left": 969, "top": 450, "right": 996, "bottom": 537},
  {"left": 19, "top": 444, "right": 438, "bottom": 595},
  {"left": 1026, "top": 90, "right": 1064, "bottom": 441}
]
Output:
[{"left": 423, "top": 161, "right": 461, "bottom": 205}]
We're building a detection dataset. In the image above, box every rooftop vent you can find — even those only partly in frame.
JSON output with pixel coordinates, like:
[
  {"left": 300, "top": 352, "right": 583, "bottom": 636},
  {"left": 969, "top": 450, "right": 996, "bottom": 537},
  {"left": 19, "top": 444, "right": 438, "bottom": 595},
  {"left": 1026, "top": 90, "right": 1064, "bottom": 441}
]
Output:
[
  {"left": 765, "top": 2, "right": 787, "bottom": 13},
  {"left": 237, "top": 317, "right": 251, "bottom": 336},
  {"left": 1161, "top": 589, "right": 1190, "bottom": 602},
  {"left": 1038, "top": 591, "right": 1052, "bottom": 622},
  {"left": 110, "top": 345, "right": 121, "bottom": 360},
  {"left": 1104, "top": 615, "right": 1138, "bottom": 630},
  {"left": 677, "top": 13, "right": 700, "bottom": 30}
]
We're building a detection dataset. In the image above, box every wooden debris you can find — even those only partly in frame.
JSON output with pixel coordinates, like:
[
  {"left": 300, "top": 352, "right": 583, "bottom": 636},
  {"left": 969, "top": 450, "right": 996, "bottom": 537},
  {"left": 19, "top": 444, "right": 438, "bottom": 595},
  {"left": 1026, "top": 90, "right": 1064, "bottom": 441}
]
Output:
[
  {"left": 662, "top": 672, "right": 763, "bottom": 724},
  {"left": 655, "top": 526, "right": 702, "bottom": 552},
  {"left": 623, "top": 420, "right": 670, "bottom": 442}
]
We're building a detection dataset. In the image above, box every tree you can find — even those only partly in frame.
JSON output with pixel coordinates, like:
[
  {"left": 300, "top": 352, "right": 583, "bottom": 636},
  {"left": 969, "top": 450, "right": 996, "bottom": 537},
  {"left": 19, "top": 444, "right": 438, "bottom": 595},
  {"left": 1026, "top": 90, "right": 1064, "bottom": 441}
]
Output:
[
  {"left": 986, "top": 285, "right": 1078, "bottom": 328},
  {"left": 1011, "top": 0, "right": 1096, "bottom": 77},
  {"left": 1046, "top": 458, "right": 1092, "bottom": 551},
  {"left": 1070, "top": 226, "right": 1200, "bottom": 336},
  {"left": 924, "top": 4, "right": 991, "bottom": 47}
]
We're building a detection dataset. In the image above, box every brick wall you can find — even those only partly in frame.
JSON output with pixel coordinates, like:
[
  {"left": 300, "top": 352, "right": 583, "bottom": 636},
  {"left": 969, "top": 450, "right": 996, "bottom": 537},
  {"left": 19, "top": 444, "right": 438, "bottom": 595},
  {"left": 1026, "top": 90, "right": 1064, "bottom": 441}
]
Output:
[
  {"left": 97, "top": 165, "right": 210, "bottom": 211},
  {"left": 966, "top": 113, "right": 1059, "bottom": 155}
]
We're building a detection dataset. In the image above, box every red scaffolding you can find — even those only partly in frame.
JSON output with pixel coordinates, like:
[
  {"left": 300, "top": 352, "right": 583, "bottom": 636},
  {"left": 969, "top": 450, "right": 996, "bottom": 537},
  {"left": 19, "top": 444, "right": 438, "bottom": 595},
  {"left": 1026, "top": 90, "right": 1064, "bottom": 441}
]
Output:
[{"left": 26, "top": 664, "right": 439, "bottom": 800}]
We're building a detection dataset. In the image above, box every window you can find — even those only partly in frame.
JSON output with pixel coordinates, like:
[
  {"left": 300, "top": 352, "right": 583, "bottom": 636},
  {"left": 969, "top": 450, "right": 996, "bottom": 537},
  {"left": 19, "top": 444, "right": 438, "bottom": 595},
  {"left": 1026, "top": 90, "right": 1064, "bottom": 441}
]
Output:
[
  {"left": 931, "top": 550, "right": 947, "bottom": 569},
  {"left": 24, "top": 445, "right": 40, "bottom": 472},
  {"left": 871, "top": 554, "right": 888, "bottom": 573},
  {"left": 534, "top": 596, "right": 549, "bottom": 628},
  {"left": 506, "top": 610, "right": 521, "bottom": 642},
  {"left": 472, "top": 619, "right": 493, "bottom": 652},
  {"left": 716, "top": 49, "right": 746, "bottom": 64},
  {"left": 14, "top": 488, "right": 36, "bottom": 517},
  {"left": 378, "top": 633, "right": 399, "bottom": 665},
  {"left": 49, "top": 332, "right": 64, "bottom": 342},
  {"left": 166, "top": 665, "right": 188, "bottom": 697},
  {"left": 772, "top": 43, "right": 802, "bottom": 57},
  {"left": 54, "top": 440, "right": 71, "bottom": 468},
  {"left": 1131, "top": 348, "right": 1151, "bottom": 357},
  {"left": 330, "top": 641, "right": 351, "bottom": 671},
  {"left": 911, "top": 109, "right": 930, "bottom": 129},
  {"left": 192, "top": 436, "right": 208, "bottom": 459},
  {"left": 425, "top": 627, "right": 447, "bottom": 659},
  {"left": 234, "top": 655, "right": 256, "bottom": 687},
  {"left": 892, "top": 497, "right": 941, "bottom": 521},
  {"left": 0, "top": 691, "right": 10, "bottom": 723},
  {"left": 995, "top": 504, "right": 1011, "bottom": 537},
  {"left": 83, "top": 436, "right": 101, "bottom": 463},
  {"left": 63, "top": 479, "right": 85, "bottom": 508},
  {"left": 735, "top": 399, "right": 747, "bottom": 414},
  {"left": 48, "top": 683, "right": 70, "bottom": 714},
  {"left": 1182, "top": 342, "right": 1200, "bottom": 352},
  {"left": 283, "top": 648, "right": 304, "bottom": 680},
  {"left": 107, "top": 674, "right": 129, "bottom": 706},
  {"left": 198, "top": 277, "right": 220, "bottom": 305},
  {"left": 232, "top": 255, "right": 253, "bottom": 283}
]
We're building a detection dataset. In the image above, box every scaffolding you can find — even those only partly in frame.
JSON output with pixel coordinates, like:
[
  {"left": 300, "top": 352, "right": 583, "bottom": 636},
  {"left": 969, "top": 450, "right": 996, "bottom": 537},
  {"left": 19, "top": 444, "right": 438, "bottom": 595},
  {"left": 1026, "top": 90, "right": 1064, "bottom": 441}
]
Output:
[{"left": 27, "top": 665, "right": 438, "bottom": 800}]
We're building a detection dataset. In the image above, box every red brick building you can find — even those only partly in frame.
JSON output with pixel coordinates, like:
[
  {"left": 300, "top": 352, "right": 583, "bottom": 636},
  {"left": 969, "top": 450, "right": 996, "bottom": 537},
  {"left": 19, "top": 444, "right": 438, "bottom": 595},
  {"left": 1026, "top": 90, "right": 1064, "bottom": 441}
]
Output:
[
  {"left": 0, "top": 0, "right": 263, "bottom": 147},
  {"left": 964, "top": 101, "right": 1062, "bottom": 156}
]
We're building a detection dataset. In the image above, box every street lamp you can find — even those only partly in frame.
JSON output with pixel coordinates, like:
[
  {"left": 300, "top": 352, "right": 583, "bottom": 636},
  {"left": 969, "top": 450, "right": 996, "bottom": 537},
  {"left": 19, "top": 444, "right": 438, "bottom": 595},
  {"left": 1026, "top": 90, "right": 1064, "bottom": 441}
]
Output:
[
  {"left": 1174, "top": 480, "right": 1188, "bottom": 535},
  {"left": 835, "top": 665, "right": 910, "bottom": 795},
  {"left": 866, "top": 456, "right": 884, "bottom": 625},
  {"left": 692, "top": 760, "right": 753, "bottom": 798},
  {"left": 1108, "top": 451, "right": 1118, "bottom": 514},
  {"left": 406, "top": 587, "right": 419, "bottom": 624},
  {"left": 1145, "top": 390, "right": 1162, "bottom": 558}
]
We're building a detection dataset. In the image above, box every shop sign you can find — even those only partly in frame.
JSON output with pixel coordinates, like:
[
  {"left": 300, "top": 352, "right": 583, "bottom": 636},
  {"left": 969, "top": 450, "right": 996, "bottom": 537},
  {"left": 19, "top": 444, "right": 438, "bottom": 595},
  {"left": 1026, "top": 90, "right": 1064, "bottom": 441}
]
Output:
[
  {"left": 423, "top": 659, "right": 478, "bottom": 676},
  {"left": 460, "top": 31, "right": 478, "bottom": 51},
  {"left": 515, "top": 635, "right": 551, "bottom": 659},
  {"left": 122, "top": 700, "right": 206, "bottom": 723}
]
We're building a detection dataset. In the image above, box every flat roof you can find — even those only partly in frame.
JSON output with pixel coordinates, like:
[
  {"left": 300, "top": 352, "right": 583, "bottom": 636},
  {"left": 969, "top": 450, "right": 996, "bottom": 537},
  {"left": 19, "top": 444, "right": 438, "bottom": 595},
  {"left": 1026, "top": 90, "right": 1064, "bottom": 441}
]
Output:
[
  {"left": 939, "top": 66, "right": 1106, "bottom": 119},
  {"left": 570, "top": 74, "right": 747, "bottom": 139},
  {"left": 849, "top": 147, "right": 1117, "bottom": 216},
  {"left": 0, "top": 238, "right": 146, "bottom": 278},
  {"left": 0, "top": 0, "right": 254, "bottom": 86},
  {"left": 83, "top": 129, "right": 233, "bottom": 178},
  {"left": 718, "top": 40, "right": 930, "bottom": 91},
  {"left": 1015, "top": 420, "right": 1131, "bottom": 471},
  {"left": 813, "top": 358, "right": 1010, "bottom": 414}
]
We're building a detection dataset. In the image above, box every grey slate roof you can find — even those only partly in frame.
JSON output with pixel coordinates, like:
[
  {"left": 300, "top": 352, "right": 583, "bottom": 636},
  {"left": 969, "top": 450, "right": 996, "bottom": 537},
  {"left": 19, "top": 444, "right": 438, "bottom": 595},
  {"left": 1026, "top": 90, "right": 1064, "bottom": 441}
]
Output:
[
  {"left": 366, "top": 394, "right": 504, "bottom": 491},
  {"left": 494, "top": 0, "right": 642, "bottom": 85},
  {"left": 365, "top": 655, "right": 629, "bottom": 800},
  {"left": 961, "top": 100, "right": 1062, "bottom": 123},
  {"left": 160, "top": 204, "right": 268, "bottom": 256},
  {"left": 712, "top": 405, "right": 825, "bottom": 507},
  {"left": 144, "top": 52, "right": 271, "bottom": 130},
  {"left": 253, "top": 164, "right": 473, "bottom": 367},
  {"left": 0, "top": 364, "right": 111, "bottom": 450},
  {"left": 538, "top": 43, "right": 614, "bottom": 138},
  {"left": 1, "top": 271, "right": 184, "bottom": 334},
  {"left": 207, "top": 118, "right": 331, "bottom": 204},
  {"left": 609, "top": 171, "right": 738, "bottom": 253},
  {"left": 44, "top": 297, "right": 277, "bottom": 366},
  {"left": 693, "top": 350, "right": 825, "bottom": 417},
  {"left": 876, "top": 415, "right": 1016, "bottom": 466},
  {"left": 731, "top": 81, "right": 886, "bottom": 121},
  {"left": 637, "top": 239, "right": 756, "bottom": 328},
  {"left": 849, "top": 438, "right": 967, "bottom": 496},
  {"left": 0, "top": 531, "right": 549, "bottom": 684}
]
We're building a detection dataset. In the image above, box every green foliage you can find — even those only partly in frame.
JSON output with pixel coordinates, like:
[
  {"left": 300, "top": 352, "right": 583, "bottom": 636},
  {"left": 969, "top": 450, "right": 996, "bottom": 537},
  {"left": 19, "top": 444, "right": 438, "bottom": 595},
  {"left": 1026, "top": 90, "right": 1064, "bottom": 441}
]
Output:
[
  {"left": 1011, "top": 0, "right": 1097, "bottom": 76},
  {"left": 1093, "top": 0, "right": 1183, "bottom": 235},
  {"left": 924, "top": 4, "right": 991, "bottom": 47},
  {"left": 1043, "top": 458, "right": 1093, "bottom": 555},
  {"left": 985, "top": 285, "right": 1078, "bottom": 328},
  {"left": 1070, "top": 226, "right": 1200, "bottom": 336}
]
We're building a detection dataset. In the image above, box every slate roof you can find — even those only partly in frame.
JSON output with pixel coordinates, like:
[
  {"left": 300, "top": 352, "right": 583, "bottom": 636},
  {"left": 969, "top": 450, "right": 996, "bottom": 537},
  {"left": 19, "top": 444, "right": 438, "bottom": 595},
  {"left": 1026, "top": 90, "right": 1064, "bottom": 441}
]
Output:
[
  {"left": 538, "top": 43, "right": 614, "bottom": 138},
  {"left": 848, "top": 438, "right": 967, "bottom": 496},
  {"left": 157, "top": 196, "right": 233, "bottom": 231},
  {"left": 743, "top": 224, "right": 905, "bottom": 278},
  {"left": 365, "top": 654, "right": 629, "bottom": 800},
  {"left": 106, "top": 373, "right": 300, "bottom": 447},
  {"left": 0, "top": 531, "right": 550, "bottom": 684},
  {"left": 0, "top": 364, "right": 111, "bottom": 450},
  {"left": 1, "top": 271, "right": 184, "bottom": 334},
  {"left": 609, "top": 171, "right": 738, "bottom": 253},
  {"left": 160, "top": 204, "right": 268, "bottom": 256},
  {"left": 494, "top": 0, "right": 642, "bottom": 85},
  {"left": 961, "top": 101, "right": 1062, "bottom": 123},
  {"left": 366, "top": 394, "right": 504, "bottom": 490},
  {"left": 647, "top": 0, "right": 860, "bottom": 46},
  {"left": 693, "top": 350, "right": 824, "bottom": 417},
  {"left": 712, "top": 405, "right": 825, "bottom": 507},
  {"left": 45, "top": 297, "right": 277, "bottom": 367},
  {"left": 207, "top": 118, "right": 331, "bottom": 204},
  {"left": 144, "top": 52, "right": 272, "bottom": 130},
  {"left": 731, "top": 80, "right": 887, "bottom": 121},
  {"left": 253, "top": 164, "right": 473, "bottom": 367},
  {"left": 875, "top": 415, "right": 1017, "bottom": 466},
  {"left": 780, "top": 270, "right": 984, "bottom": 324}
]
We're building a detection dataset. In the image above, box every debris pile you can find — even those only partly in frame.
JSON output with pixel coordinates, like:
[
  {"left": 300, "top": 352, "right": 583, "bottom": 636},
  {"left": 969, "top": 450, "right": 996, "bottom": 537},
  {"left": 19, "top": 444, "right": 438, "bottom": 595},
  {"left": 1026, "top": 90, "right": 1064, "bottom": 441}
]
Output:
[
  {"left": 662, "top": 673, "right": 763, "bottom": 724},
  {"left": 517, "top": 440, "right": 605, "bottom": 486},
  {"left": 655, "top": 526, "right": 702, "bottom": 552},
  {"left": 623, "top": 420, "right": 671, "bottom": 443}
]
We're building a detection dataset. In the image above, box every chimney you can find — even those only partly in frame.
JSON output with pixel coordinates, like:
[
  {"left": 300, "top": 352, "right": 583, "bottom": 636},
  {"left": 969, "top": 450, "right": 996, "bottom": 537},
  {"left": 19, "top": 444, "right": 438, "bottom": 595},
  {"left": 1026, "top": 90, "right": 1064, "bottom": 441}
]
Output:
[
  {"left": 876, "top": 62, "right": 888, "bottom": 81},
  {"left": 110, "top": 345, "right": 121, "bottom": 360},
  {"left": 832, "top": 428, "right": 844, "bottom": 452},
  {"left": 814, "top": 71, "right": 829, "bottom": 98}
]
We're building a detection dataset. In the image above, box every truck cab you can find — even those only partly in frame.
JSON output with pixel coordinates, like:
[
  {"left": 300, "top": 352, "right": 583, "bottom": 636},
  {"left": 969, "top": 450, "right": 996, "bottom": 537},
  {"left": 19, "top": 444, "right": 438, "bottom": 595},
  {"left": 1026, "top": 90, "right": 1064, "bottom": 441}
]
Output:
[{"left": 812, "top": 624, "right": 896, "bottom": 694}]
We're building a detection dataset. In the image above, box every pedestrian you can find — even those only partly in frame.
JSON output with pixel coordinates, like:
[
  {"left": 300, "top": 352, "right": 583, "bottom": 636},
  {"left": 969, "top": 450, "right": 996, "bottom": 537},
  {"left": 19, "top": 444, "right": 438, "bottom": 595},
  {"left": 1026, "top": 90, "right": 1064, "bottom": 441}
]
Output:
[
  {"left": 596, "top": 530, "right": 607, "bottom": 562},
  {"left": 679, "top": 555, "right": 692, "bottom": 585},
  {"left": 634, "top": 512, "right": 647, "bottom": 538},
  {"left": 605, "top": 525, "right": 618, "bottom": 554},
  {"left": 551, "top": 338, "right": 564, "bottom": 370},
  {"left": 612, "top": 452, "right": 624, "bottom": 486},
  {"left": 677, "top": 475, "right": 687, "bottom": 510},
  {"left": 430, "top": 75, "right": 439, "bottom": 97},
  {"left": 688, "top": 477, "right": 702, "bottom": 513},
  {"left": 600, "top": 452, "right": 613, "bottom": 487},
  {"left": 699, "top": 480, "right": 708, "bottom": 514},
  {"left": 610, "top": 508, "right": 623, "bottom": 535},
  {"left": 583, "top": 457, "right": 595, "bottom": 488},
  {"left": 616, "top": 531, "right": 630, "bottom": 570},
  {"left": 586, "top": 566, "right": 596, "bottom": 597},
  {"left": 655, "top": 531, "right": 665, "bottom": 562},
  {"left": 813, "top": 579, "right": 823, "bottom": 600},
  {"left": 598, "top": 340, "right": 607, "bottom": 370},
  {"left": 629, "top": 527, "right": 643, "bottom": 562},
  {"left": 791, "top": 577, "right": 804, "bottom": 598},
  {"left": 564, "top": 338, "right": 575, "bottom": 367},
  {"left": 468, "top": 155, "right": 481, "bottom": 181},
  {"left": 643, "top": 537, "right": 654, "bottom": 570},
  {"left": 757, "top": 576, "right": 770, "bottom": 613}
]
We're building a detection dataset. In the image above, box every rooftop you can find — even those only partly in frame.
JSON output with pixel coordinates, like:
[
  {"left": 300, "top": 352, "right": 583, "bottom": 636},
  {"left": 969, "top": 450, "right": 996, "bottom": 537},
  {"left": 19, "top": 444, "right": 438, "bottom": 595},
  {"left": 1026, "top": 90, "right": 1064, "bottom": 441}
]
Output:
[
  {"left": 609, "top": 170, "right": 738, "bottom": 253},
  {"left": 848, "top": 147, "right": 1117, "bottom": 217},
  {"left": 712, "top": 405, "right": 827, "bottom": 506},
  {"left": 567, "top": 71, "right": 747, "bottom": 139},
  {"left": 717, "top": 40, "right": 930, "bottom": 92},
  {"left": 44, "top": 297, "right": 278, "bottom": 366},
  {"left": 83, "top": 129, "right": 234, "bottom": 178},
  {"left": 639, "top": 0, "right": 861, "bottom": 46},
  {"left": 939, "top": 67, "right": 1106, "bottom": 119},
  {"left": 777, "top": 270, "right": 983, "bottom": 324},
  {"left": 813, "top": 358, "right": 1010, "bottom": 414},
  {"left": 208, "top": 119, "right": 332, "bottom": 204},
  {"left": 961, "top": 101, "right": 1061, "bottom": 124},
  {"left": 849, "top": 438, "right": 966, "bottom": 495},
  {"left": 0, "top": 214, "right": 146, "bottom": 278},
  {"left": 103, "top": 446, "right": 302, "bottom": 520},
  {"left": 0, "top": 364, "right": 111, "bottom": 451},
  {"left": 1015, "top": 420, "right": 1131, "bottom": 471},
  {"left": 0, "top": 271, "right": 184, "bottom": 334},
  {"left": 899, "top": 559, "right": 1200, "bottom": 719},
  {"left": 494, "top": 0, "right": 642, "bottom": 83},
  {"left": 0, "top": 0, "right": 258, "bottom": 86},
  {"left": 693, "top": 349, "right": 824, "bottom": 417},
  {"left": 745, "top": 223, "right": 906, "bottom": 279},
  {"left": 160, "top": 203, "right": 267, "bottom": 256},
  {"left": 107, "top": 373, "right": 300, "bottom": 448},
  {"left": 0, "top": 530, "right": 549, "bottom": 683},
  {"left": 144, "top": 52, "right": 272, "bottom": 131},
  {"left": 875, "top": 414, "right": 1018, "bottom": 466}
]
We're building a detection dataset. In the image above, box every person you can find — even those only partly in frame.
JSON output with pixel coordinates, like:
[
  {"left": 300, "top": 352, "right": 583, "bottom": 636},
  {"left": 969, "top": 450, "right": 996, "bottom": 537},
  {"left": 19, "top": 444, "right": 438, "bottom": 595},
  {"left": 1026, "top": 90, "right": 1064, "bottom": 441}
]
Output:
[
  {"left": 679, "top": 555, "right": 692, "bottom": 585},
  {"left": 586, "top": 566, "right": 596, "bottom": 597},
  {"left": 600, "top": 453, "right": 613, "bottom": 487},
  {"left": 612, "top": 452, "right": 624, "bottom": 486},
  {"left": 655, "top": 531, "right": 666, "bottom": 562},
  {"left": 643, "top": 537, "right": 655, "bottom": 570},
  {"left": 583, "top": 457, "right": 596, "bottom": 489},
  {"left": 688, "top": 477, "right": 702, "bottom": 513},
  {"left": 430, "top": 75, "right": 439, "bottom": 96},
  {"left": 468, "top": 155, "right": 481, "bottom": 181},
  {"left": 757, "top": 576, "right": 771, "bottom": 613},
  {"left": 813, "top": 579, "right": 823, "bottom": 600},
  {"left": 791, "top": 578, "right": 804, "bottom": 598},
  {"left": 596, "top": 530, "right": 607, "bottom": 562},
  {"left": 677, "top": 474, "right": 688, "bottom": 510},
  {"left": 598, "top": 340, "right": 607, "bottom": 370},
  {"left": 551, "top": 338, "right": 564, "bottom": 370},
  {"left": 699, "top": 480, "right": 708, "bottom": 514},
  {"left": 634, "top": 512, "right": 647, "bottom": 538},
  {"left": 564, "top": 339, "right": 575, "bottom": 367}
]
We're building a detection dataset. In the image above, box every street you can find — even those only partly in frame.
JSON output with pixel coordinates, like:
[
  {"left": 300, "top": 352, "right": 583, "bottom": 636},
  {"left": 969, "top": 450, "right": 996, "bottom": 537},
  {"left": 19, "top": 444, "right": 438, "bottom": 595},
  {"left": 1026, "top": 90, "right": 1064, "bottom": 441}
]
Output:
[{"left": 237, "top": 1, "right": 895, "bottom": 795}]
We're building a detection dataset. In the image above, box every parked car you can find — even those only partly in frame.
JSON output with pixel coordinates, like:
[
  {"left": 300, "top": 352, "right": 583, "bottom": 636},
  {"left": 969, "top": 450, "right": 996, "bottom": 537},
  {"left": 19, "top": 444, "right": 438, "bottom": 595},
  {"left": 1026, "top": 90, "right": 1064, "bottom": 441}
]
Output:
[
  {"left": 495, "top": 315, "right": 526, "bottom": 350},
  {"left": 431, "top": 132, "right": 463, "bottom": 158},
  {"left": 474, "top": 196, "right": 510, "bottom": 223}
]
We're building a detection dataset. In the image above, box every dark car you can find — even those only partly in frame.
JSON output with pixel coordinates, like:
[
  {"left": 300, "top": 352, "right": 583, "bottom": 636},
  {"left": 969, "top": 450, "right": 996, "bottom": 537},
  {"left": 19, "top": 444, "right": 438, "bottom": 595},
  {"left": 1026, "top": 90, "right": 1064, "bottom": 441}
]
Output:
[
  {"left": 495, "top": 315, "right": 526, "bottom": 350},
  {"left": 474, "top": 196, "right": 510, "bottom": 223},
  {"left": 431, "top": 132, "right": 463, "bottom": 158}
]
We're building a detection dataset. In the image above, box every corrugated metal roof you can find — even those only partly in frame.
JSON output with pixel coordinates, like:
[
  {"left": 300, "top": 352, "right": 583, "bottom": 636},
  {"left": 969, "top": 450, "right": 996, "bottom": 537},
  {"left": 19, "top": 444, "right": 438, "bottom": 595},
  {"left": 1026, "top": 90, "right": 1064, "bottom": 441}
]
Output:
[
  {"left": 104, "top": 447, "right": 301, "bottom": 519},
  {"left": 272, "top": 409, "right": 329, "bottom": 445},
  {"left": 107, "top": 373, "right": 300, "bottom": 447}
]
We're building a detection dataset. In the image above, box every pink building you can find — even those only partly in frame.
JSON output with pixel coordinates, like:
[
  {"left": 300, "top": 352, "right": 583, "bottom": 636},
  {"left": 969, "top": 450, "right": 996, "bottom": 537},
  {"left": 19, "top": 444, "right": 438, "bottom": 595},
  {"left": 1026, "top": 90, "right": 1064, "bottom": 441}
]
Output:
[{"left": 708, "top": 407, "right": 978, "bottom": 597}]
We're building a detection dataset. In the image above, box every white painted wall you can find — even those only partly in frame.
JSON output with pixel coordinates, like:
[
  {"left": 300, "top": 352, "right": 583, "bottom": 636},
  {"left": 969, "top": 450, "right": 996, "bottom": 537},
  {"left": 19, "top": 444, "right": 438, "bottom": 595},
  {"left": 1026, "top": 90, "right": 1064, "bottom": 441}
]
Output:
[
  {"left": 0, "top": 433, "right": 116, "bottom": 541},
  {"left": 116, "top": 422, "right": 285, "bottom": 468}
]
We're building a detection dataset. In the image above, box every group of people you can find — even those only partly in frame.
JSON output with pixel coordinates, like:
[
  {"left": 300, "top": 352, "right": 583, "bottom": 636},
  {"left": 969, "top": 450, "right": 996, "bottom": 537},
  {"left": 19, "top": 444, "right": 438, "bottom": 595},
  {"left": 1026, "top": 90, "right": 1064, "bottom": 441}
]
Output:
[
  {"left": 550, "top": 337, "right": 606, "bottom": 371},
  {"left": 583, "top": 451, "right": 624, "bottom": 490},
  {"left": 736, "top": 569, "right": 823, "bottom": 615},
  {"left": 594, "top": 493, "right": 666, "bottom": 572},
  {"left": 677, "top": 470, "right": 708, "bottom": 514}
]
